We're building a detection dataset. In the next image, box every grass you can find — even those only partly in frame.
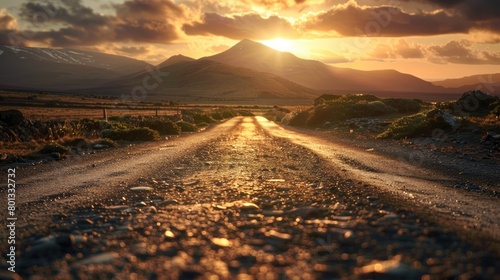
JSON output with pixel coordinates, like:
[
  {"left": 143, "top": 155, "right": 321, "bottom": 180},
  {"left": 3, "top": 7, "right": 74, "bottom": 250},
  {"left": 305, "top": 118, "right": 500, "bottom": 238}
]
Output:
[
  {"left": 377, "top": 112, "right": 428, "bottom": 139},
  {"left": 284, "top": 94, "right": 425, "bottom": 128}
]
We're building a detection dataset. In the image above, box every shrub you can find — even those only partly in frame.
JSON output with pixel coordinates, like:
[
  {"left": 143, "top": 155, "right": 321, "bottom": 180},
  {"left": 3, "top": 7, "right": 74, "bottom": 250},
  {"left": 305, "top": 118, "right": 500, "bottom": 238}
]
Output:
[
  {"left": 101, "top": 127, "right": 159, "bottom": 141},
  {"left": 306, "top": 103, "right": 346, "bottom": 126},
  {"left": 176, "top": 121, "right": 198, "bottom": 132},
  {"left": 350, "top": 101, "right": 396, "bottom": 118},
  {"left": 377, "top": 112, "right": 428, "bottom": 139},
  {"left": 192, "top": 113, "right": 216, "bottom": 125},
  {"left": 38, "top": 143, "right": 69, "bottom": 154},
  {"left": 288, "top": 110, "right": 310, "bottom": 127},
  {"left": 141, "top": 119, "right": 180, "bottom": 135},
  {"left": 382, "top": 98, "right": 423, "bottom": 113}
]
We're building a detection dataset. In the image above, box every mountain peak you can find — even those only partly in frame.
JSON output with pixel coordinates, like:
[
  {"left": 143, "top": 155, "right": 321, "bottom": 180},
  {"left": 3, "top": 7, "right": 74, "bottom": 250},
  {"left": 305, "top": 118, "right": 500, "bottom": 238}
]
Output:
[
  {"left": 158, "top": 54, "right": 195, "bottom": 68},
  {"left": 230, "top": 39, "right": 270, "bottom": 52}
]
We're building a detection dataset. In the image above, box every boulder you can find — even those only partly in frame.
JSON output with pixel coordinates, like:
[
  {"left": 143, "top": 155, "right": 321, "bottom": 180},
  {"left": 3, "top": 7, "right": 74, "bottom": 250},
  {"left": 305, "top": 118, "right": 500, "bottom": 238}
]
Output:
[
  {"left": 0, "top": 110, "right": 25, "bottom": 126},
  {"left": 426, "top": 109, "right": 459, "bottom": 129},
  {"left": 458, "top": 90, "right": 497, "bottom": 115}
]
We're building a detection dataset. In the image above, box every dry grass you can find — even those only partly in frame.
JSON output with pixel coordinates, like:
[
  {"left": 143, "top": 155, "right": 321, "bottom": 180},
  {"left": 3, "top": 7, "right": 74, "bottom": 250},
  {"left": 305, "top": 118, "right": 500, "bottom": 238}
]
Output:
[{"left": 467, "top": 115, "right": 500, "bottom": 132}]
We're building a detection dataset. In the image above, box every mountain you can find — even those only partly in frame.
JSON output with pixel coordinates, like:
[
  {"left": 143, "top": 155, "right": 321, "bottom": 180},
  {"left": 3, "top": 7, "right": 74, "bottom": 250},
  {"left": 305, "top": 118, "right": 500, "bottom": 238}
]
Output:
[
  {"left": 94, "top": 59, "right": 319, "bottom": 100},
  {"left": 202, "top": 39, "right": 445, "bottom": 93},
  {"left": 432, "top": 73, "right": 500, "bottom": 91},
  {"left": 0, "top": 45, "right": 150, "bottom": 91},
  {"left": 158, "top": 54, "right": 195, "bottom": 68}
]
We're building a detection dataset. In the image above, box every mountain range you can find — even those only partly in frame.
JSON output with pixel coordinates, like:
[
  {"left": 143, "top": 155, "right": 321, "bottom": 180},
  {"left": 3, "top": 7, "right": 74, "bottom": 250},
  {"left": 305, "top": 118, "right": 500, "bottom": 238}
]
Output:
[{"left": 1, "top": 40, "right": 498, "bottom": 102}]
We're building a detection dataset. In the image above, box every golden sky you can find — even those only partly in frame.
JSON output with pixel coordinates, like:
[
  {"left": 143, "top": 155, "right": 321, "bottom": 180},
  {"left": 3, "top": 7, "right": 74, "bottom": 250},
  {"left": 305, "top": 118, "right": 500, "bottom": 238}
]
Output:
[{"left": 0, "top": 0, "right": 499, "bottom": 80}]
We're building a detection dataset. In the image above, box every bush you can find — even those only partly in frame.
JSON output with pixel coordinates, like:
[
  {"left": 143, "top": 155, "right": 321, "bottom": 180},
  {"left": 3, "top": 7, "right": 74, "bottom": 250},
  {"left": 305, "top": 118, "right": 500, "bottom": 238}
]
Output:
[
  {"left": 378, "top": 112, "right": 428, "bottom": 139},
  {"left": 176, "top": 121, "right": 198, "bottom": 132},
  {"left": 141, "top": 119, "right": 180, "bottom": 135},
  {"left": 350, "top": 101, "right": 396, "bottom": 118},
  {"left": 38, "top": 143, "right": 69, "bottom": 154},
  {"left": 306, "top": 103, "right": 346, "bottom": 126},
  {"left": 288, "top": 110, "right": 311, "bottom": 127},
  {"left": 192, "top": 113, "right": 216, "bottom": 125},
  {"left": 382, "top": 98, "right": 423, "bottom": 113},
  {"left": 101, "top": 127, "right": 159, "bottom": 141}
]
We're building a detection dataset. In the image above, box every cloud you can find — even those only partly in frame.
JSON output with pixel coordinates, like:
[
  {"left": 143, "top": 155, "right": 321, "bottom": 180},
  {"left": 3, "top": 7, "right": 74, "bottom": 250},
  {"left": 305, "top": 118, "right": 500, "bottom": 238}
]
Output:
[
  {"left": 10, "top": 0, "right": 182, "bottom": 47},
  {"left": 0, "top": 9, "right": 21, "bottom": 46},
  {"left": 300, "top": 1, "right": 476, "bottom": 37},
  {"left": 393, "top": 39, "right": 425, "bottom": 58},
  {"left": 182, "top": 13, "right": 299, "bottom": 40},
  {"left": 428, "top": 40, "right": 500, "bottom": 64},
  {"left": 368, "top": 39, "right": 500, "bottom": 65},
  {"left": 0, "top": 9, "right": 18, "bottom": 30},
  {"left": 114, "top": 46, "right": 150, "bottom": 55},
  {"left": 404, "top": 0, "right": 500, "bottom": 21}
]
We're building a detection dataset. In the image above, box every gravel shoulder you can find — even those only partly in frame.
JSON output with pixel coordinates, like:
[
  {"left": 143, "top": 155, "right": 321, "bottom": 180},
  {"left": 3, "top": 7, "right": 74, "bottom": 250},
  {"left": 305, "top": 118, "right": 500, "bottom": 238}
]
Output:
[{"left": 1, "top": 117, "right": 499, "bottom": 279}]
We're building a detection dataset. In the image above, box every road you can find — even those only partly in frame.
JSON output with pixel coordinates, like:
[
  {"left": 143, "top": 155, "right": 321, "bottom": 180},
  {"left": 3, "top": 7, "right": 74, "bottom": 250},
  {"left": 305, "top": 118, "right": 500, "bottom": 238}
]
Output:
[{"left": 2, "top": 116, "right": 499, "bottom": 279}]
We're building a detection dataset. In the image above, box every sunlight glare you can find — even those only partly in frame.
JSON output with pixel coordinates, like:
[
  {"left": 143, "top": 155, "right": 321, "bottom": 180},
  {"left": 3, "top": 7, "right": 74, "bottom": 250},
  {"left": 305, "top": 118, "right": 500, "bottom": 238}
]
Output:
[{"left": 262, "top": 38, "right": 292, "bottom": 52}]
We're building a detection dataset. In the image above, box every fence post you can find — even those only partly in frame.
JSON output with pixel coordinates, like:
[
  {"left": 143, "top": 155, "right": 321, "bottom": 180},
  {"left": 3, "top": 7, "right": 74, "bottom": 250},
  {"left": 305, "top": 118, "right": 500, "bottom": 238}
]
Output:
[{"left": 103, "top": 108, "right": 108, "bottom": 122}]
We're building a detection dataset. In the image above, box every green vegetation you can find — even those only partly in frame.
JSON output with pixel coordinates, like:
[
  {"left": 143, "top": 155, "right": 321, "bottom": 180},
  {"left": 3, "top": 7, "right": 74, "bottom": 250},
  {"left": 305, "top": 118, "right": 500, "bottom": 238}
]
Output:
[
  {"left": 141, "top": 119, "right": 180, "bottom": 135},
  {"left": 377, "top": 112, "right": 428, "bottom": 139},
  {"left": 283, "top": 94, "right": 425, "bottom": 127},
  {"left": 176, "top": 121, "right": 198, "bottom": 132}
]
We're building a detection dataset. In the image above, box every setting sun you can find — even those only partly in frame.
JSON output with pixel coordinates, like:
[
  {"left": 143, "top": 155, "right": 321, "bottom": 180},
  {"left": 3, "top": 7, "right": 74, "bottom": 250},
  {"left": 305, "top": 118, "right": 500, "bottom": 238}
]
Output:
[{"left": 261, "top": 38, "right": 292, "bottom": 52}]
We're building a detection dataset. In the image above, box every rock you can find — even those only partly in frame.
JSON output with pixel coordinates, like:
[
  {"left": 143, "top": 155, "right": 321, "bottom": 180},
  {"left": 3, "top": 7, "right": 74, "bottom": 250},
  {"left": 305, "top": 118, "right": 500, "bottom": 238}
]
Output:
[
  {"left": 50, "top": 152, "right": 61, "bottom": 160},
  {"left": 482, "top": 132, "right": 500, "bottom": 143},
  {"left": 74, "top": 252, "right": 119, "bottom": 266},
  {"left": 130, "top": 186, "right": 153, "bottom": 192},
  {"left": 92, "top": 144, "right": 108, "bottom": 150},
  {"left": 240, "top": 202, "right": 260, "bottom": 212},
  {"left": 266, "top": 230, "right": 292, "bottom": 241},
  {"left": 183, "top": 180, "right": 200, "bottom": 186},
  {"left": 0, "top": 110, "right": 25, "bottom": 126},
  {"left": 211, "top": 237, "right": 231, "bottom": 247},
  {"left": 458, "top": 90, "right": 497, "bottom": 115},
  {"left": 426, "top": 109, "right": 459, "bottom": 129},
  {"left": 287, "top": 207, "right": 328, "bottom": 219}
]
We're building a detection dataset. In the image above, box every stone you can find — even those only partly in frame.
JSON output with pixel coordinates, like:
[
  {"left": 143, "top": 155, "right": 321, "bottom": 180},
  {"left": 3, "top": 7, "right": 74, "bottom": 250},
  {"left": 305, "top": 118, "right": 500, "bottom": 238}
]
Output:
[
  {"left": 130, "top": 186, "right": 153, "bottom": 192},
  {"left": 211, "top": 237, "right": 231, "bottom": 247},
  {"left": 0, "top": 110, "right": 25, "bottom": 126}
]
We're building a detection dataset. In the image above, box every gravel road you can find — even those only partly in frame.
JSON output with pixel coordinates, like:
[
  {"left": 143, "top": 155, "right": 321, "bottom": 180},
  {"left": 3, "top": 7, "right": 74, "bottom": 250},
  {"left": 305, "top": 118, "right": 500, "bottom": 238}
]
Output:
[{"left": 1, "top": 117, "right": 499, "bottom": 279}]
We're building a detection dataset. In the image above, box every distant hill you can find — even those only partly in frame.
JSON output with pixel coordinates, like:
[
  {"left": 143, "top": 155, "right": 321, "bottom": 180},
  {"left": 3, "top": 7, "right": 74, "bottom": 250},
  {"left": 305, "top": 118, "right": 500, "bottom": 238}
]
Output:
[
  {"left": 432, "top": 73, "right": 500, "bottom": 88},
  {"left": 0, "top": 45, "right": 150, "bottom": 91},
  {"left": 95, "top": 59, "right": 319, "bottom": 100},
  {"left": 202, "top": 39, "right": 445, "bottom": 93},
  {"left": 432, "top": 73, "right": 500, "bottom": 94}
]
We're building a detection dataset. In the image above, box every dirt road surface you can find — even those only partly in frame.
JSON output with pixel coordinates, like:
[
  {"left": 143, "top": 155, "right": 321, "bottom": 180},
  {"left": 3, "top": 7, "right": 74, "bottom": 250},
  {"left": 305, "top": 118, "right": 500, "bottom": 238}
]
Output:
[{"left": 1, "top": 116, "right": 499, "bottom": 279}]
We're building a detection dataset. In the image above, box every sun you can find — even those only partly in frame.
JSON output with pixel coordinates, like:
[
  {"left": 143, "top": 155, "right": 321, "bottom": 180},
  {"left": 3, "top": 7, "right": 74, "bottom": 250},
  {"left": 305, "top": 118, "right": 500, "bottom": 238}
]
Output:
[{"left": 261, "top": 38, "right": 292, "bottom": 52}]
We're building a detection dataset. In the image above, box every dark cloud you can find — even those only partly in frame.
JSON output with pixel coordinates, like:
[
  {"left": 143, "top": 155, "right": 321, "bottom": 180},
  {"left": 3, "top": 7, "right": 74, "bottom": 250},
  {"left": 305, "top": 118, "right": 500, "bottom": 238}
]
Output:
[
  {"left": 403, "top": 0, "right": 500, "bottom": 21},
  {"left": 301, "top": 2, "right": 476, "bottom": 37},
  {"left": 0, "top": 9, "right": 24, "bottom": 46},
  {"left": 8, "top": 0, "right": 181, "bottom": 47},
  {"left": 183, "top": 13, "right": 299, "bottom": 40}
]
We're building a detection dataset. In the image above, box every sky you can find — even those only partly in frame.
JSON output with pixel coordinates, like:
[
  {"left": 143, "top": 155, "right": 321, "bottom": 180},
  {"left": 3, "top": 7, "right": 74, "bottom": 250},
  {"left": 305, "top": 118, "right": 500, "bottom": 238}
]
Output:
[{"left": 0, "top": 0, "right": 499, "bottom": 80}]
